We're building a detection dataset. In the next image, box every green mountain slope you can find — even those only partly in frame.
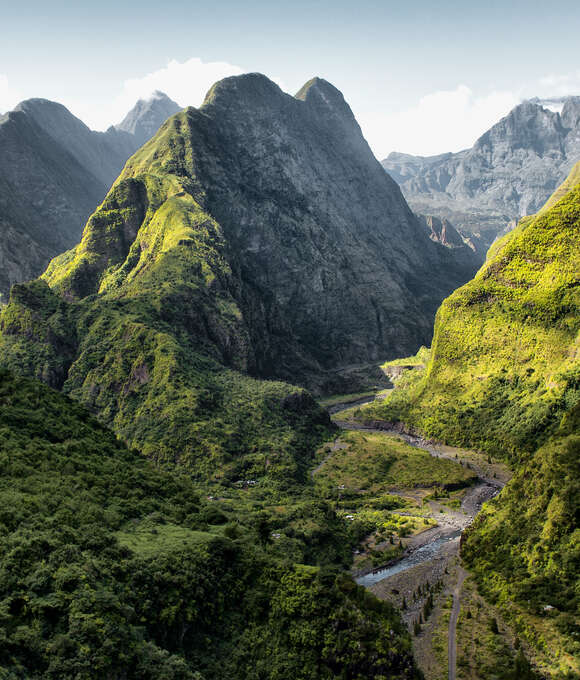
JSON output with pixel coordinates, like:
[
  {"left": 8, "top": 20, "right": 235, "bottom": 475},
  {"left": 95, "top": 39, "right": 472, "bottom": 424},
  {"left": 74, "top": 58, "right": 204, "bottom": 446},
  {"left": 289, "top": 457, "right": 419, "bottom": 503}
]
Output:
[
  {"left": 0, "top": 369, "right": 419, "bottom": 679},
  {"left": 0, "top": 272, "right": 330, "bottom": 488},
  {"left": 354, "top": 162, "right": 580, "bottom": 676},
  {"left": 362, "top": 162, "right": 580, "bottom": 462}
]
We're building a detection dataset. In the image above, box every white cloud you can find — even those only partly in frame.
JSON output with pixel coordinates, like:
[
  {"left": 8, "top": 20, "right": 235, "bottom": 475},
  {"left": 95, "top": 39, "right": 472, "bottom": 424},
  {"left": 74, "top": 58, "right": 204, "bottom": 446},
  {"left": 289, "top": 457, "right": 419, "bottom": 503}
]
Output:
[
  {"left": 0, "top": 74, "right": 23, "bottom": 114},
  {"left": 359, "top": 84, "right": 521, "bottom": 158},
  {"left": 537, "top": 70, "right": 580, "bottom": 97},
  {"left": 68, "top": 57, "right": 246, "bottom": 131}
]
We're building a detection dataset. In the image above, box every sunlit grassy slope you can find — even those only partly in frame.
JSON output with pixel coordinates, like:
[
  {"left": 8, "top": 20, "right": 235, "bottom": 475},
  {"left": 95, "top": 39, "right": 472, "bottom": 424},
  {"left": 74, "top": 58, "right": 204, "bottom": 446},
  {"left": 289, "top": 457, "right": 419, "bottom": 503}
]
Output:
[{"left": 353, "top": 161, "right": 580, "bottom": 677}]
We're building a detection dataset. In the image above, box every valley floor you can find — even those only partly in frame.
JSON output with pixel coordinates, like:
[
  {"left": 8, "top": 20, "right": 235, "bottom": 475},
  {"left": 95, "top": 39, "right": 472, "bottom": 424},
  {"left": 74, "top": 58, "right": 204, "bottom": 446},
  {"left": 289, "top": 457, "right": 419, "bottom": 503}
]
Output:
[{"left": 317, "top": 392, "right": 525, "bottom": 680}]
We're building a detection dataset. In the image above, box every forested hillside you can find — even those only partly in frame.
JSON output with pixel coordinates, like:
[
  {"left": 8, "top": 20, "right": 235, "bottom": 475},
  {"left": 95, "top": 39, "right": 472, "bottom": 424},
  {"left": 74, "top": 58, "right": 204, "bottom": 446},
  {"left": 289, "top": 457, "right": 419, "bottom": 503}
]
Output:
[{"left": 0, "top": 369, "right": 419, "bottom": 679}]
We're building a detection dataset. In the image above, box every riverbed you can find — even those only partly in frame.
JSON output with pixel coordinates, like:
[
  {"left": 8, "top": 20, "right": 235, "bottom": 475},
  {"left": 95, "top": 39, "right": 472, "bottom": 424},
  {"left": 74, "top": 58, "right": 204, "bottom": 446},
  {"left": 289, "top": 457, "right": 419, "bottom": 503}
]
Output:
[{"left": 326, "top": 394, "right": 508, "bottom": 587}]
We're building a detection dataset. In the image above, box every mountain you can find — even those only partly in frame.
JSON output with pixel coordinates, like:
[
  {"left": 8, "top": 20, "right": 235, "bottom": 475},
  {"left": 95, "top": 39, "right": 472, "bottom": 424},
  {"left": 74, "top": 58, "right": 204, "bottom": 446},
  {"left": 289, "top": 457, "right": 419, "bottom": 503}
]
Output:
[
  {"left": 0, "top": 92, "right": 180, "bottom": 298},
  {"left": 0, "top": 73, "right": 482, "bottom": 486},
  {"left": 416, "top": 213, "right": 486, "bottom": 260},
  {"left": 383, "top": 96, "right": 580, "bottom": 246},
  {"left": 352, "top": 161, "right": 580, "bottom": 677}
]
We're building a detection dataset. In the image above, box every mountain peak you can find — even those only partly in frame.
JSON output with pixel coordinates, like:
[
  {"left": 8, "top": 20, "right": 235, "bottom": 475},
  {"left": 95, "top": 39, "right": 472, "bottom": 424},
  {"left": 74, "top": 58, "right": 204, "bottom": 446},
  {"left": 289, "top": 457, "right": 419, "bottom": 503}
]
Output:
[
  {"left": 202, "top": 72, "right": 284, "bottom": 110},
  {"left": 295, "top": 76, "right": 338, "bottom": 100},
  {"left": 473, "top": 97, "right": 566, "bottom": 156},
  {"left": 14, "top": 98, "right": 92, "bottom": 136},
  {"left": 295, "top": 77, "right": 355, "bottom": 123},
  {"left": 115, "top": 91, "right": 181, "bottom": 144},
  {"left": 561, "top": 96, "right": 580, "bottom": 129}
]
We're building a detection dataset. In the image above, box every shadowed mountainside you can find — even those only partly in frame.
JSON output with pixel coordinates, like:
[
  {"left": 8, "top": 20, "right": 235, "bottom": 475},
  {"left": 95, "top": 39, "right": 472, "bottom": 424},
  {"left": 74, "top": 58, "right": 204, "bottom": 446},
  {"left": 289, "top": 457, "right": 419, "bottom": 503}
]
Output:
[{"left": 0, "top": 92, "right": 180, "bottom": 297}]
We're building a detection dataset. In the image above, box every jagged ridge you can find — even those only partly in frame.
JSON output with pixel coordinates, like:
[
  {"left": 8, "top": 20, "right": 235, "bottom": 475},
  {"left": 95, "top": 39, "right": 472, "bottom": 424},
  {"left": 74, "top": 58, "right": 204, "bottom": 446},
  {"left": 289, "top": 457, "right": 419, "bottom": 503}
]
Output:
[{"left": 383, "top": 97, "right": 580, "bottom": 245}]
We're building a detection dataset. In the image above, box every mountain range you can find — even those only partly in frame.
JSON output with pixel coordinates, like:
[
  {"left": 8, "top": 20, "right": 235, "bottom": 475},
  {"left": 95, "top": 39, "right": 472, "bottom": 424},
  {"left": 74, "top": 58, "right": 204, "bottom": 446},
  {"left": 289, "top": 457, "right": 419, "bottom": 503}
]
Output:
[
  {"left": 0, "top": 74, "right": 480, "bottom": 403},
  {"left": 383, "top": 96, "right": 580, "bottom": 246},
  {"left": 0, "top": 70, "right": 577, "bottom": 680},
  {"left": 0, "top": 91, "right": 180, "bottom": 297}
]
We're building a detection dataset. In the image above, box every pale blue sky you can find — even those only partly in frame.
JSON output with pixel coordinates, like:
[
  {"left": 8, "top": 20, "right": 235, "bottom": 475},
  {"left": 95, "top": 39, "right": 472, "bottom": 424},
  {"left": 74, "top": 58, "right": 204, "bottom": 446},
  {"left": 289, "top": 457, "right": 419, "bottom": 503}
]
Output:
[{"left": 2, "top": 0, "right": 579, "bottom": 156}]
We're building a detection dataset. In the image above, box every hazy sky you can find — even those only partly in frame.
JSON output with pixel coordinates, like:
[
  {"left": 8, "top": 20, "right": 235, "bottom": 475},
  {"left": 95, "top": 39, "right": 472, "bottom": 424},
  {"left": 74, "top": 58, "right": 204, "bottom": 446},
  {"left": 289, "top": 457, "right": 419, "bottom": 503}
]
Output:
[{"left": 2, "top": 0, "right": 580, "bottom": 157}]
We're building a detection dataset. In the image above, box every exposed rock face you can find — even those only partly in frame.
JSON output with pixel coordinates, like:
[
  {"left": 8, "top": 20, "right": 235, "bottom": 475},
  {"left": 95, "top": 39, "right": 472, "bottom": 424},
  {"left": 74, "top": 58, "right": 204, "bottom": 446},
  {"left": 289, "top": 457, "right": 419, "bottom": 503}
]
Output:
[
  {"left": 0, "top": 93, "right": 180, "bottom": 297},
  {"left": 383, "top": 97, "right": 580, "bottom": 246},
  {"left": 0, "top": 108, "right": 106, "bottom": 301},
  {"left": 416, "top": 214, "right": 485, "bottom": 274},
  {"left": 107, "top": 74, "right": 478, "bottom": 385},
  {"left": 419, "top": 214, "right": 466, "bottom": 248}
]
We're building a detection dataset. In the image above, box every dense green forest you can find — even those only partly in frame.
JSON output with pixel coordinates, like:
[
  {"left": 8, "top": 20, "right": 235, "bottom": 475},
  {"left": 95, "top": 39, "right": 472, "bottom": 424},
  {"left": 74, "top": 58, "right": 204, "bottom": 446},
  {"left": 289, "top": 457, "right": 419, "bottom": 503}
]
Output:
[{"left": 0, "top": 369, "right": 420, "bottom": 679}]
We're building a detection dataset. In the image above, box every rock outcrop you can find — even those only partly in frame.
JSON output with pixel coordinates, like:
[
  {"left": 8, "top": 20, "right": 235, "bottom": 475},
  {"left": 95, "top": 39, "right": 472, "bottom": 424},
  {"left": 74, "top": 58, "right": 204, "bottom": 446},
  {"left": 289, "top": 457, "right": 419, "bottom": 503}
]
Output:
[{"left": 383, "top": 97, "right": 580, "bottom": 246}]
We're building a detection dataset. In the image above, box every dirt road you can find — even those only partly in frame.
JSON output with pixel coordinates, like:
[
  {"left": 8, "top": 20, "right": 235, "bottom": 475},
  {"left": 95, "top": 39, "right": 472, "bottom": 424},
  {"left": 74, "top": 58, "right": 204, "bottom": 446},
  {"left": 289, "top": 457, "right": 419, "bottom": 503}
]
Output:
[{"left": 448, "top": 567, "right": 467, "bottom": 680}]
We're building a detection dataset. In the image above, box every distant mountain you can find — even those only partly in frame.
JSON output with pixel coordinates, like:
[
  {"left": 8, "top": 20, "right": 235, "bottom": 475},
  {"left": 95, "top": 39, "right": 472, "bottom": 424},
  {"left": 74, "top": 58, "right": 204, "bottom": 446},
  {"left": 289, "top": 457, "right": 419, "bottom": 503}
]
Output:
[
  {"left": 115, "top": 90, "right": 181, "bottom": 146},
  {"left": 383, "top": 96, "right": 580, "bottom": 246},
  {"left": 0, "top": 92, "right": 180, "bottom": 297},
  {"left": 416, "top": 213, "right": 486, "bottom": 260}
]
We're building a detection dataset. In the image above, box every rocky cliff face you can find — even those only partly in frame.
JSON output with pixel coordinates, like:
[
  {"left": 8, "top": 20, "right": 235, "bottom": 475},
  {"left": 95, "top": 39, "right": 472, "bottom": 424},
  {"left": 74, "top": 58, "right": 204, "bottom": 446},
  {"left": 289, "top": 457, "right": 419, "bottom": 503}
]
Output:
[
  {"left": 44, "top": 74, "right": 478, "bottom": 383},
  {"left": 0, "top": 93, "right": 180, "bottom": 297},
  {"left": 383, "top": 97, "right": 580, "bottom": 246},
  {"left": 0, "top": 73, "right": 480, "bottom": 475}
]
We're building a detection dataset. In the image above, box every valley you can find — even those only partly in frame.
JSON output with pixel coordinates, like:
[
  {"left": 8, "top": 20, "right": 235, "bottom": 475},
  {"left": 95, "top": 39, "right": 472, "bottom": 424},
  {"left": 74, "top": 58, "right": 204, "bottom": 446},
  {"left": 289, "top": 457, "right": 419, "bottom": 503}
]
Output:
[
  {"left": 0, "top": 64, "right": 577, "bottom": 680},
  {"left": 314, "top": 391, "right": 513, "bottom": 679}
]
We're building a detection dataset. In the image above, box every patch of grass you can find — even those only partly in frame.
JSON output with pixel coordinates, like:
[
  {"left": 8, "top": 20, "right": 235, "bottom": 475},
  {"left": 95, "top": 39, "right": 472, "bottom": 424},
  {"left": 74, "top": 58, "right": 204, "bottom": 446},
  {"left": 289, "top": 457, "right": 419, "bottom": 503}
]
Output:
[
  {"left": 318, "top": 390, "right": 378, "bottom": 408},
  {"left": 116, "top": 521, "right": 215, "bottom": 557},
  {"left": 314, "top": 431, "right": 477, "bottom": 495},
  {"left": 383, "top": 346, "right": 431, "bottom": 368}
]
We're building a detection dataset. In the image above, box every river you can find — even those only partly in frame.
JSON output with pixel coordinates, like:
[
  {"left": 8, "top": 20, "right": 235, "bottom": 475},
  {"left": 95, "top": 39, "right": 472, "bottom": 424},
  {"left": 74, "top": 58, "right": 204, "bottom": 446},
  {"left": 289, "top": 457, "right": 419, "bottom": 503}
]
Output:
[{"left": 325, "top": 394, "right": 506, "bottom": 588}]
